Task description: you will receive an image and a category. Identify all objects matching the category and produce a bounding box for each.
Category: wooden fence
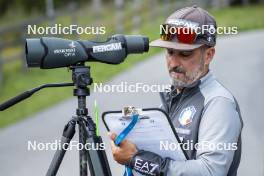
[0,0,212,83]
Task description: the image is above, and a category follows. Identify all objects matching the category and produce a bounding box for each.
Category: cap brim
[150,39,203,51]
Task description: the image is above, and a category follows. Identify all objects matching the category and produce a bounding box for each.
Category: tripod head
[0,64,95,111]
[70,64,93,117]
[71,64,93,89]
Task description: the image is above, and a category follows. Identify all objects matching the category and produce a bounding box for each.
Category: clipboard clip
[120,106,149,121]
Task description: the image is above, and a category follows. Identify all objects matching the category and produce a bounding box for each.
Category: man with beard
[109,5,243,176]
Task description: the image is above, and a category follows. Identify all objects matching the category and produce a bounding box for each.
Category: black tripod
[0,64,112,176]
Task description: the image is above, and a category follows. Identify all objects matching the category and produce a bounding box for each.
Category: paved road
[0,30,263,176]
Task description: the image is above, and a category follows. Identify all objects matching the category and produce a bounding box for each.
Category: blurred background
[0,0,264,176]
[1,0,264,127]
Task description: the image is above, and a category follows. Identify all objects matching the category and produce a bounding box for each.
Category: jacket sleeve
[129,97,242,176]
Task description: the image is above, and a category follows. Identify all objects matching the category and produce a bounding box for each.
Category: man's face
[166,46,210,88]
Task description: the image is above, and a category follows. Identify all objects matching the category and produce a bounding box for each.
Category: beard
[169,57,205,88]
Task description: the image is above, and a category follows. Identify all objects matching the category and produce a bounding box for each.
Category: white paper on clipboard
[102,108,187,162]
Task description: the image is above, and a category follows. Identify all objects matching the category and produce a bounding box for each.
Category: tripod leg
[84,117,112,176]
[78,119,88,176]
[46,120,76,176]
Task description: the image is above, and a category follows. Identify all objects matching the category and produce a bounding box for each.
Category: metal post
[46,0,55,26]
[132,0,141,34]
[93,0,101,12]
[163,0,170,18]
[115,0,124,34]
[69,2,79,39]
[92,0,102,40]
[242,0,249,6]
[150,0,158,26]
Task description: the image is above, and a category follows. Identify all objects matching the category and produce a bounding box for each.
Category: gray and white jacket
[129,71,243,176]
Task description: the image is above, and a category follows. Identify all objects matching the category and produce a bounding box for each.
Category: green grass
[0,4,264,128]
[209,5,264,31]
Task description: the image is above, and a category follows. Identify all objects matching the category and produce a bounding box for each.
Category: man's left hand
[108,132,138,165]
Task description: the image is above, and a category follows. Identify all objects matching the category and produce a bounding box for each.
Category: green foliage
[209,5,264,31]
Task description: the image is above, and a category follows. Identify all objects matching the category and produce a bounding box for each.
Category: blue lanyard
[114,114,139,176]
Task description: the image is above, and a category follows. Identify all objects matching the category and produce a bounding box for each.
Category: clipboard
[102,108,188,162]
